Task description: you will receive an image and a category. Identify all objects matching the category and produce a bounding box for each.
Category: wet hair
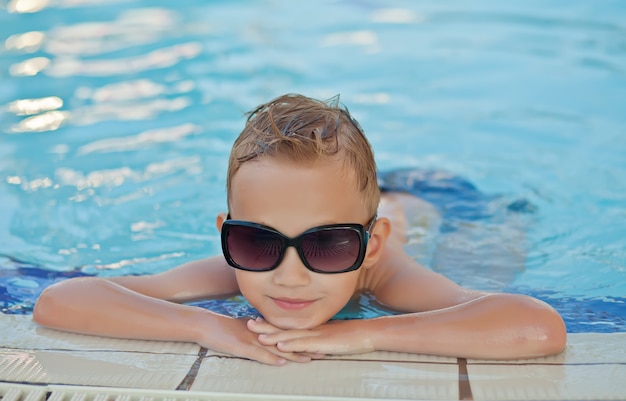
[227,93,380,215]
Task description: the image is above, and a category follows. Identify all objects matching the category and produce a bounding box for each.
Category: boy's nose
[272,247,312,287]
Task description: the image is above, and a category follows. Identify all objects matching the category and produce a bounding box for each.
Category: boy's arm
[107,256,239,302]
[33,256,310,365]
[372,245,566,359]
[252,246,567,360]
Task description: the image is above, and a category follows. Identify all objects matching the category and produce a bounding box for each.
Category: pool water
[1,0,625,332]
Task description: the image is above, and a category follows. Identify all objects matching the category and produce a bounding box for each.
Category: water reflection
[4,31,45,52]
[56,167,139,191]
[4,6,200,132]
[8,97,63,116]
[352,93,391,105]
[7,78,195,133]
[321,30,380,53]
[44,8,182,56]
[10,111,68,133]
[77,124,198,155]
[7,0,49,14]
[76,79,195,101]
[371,8,425,24]
[55,155,202,192]
[47,42,201,77]
[71,96,191,125]
[9,57,50,76]
[69,78,195,126]
[76,80,166,102]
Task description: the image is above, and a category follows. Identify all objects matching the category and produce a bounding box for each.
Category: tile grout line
[175,347,208,391]
[458,358,473,401]
[0,346,195,356]
[467,361,626,366]
[201,353,458,365]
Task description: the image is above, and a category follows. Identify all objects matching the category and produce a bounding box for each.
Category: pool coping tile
[0,314,200,355]
[0,348,198,390]
[192,355,459,400]
[467,332,626,365]
[466,332,626,401]
[2,314,626,400]
[467,363,626,401]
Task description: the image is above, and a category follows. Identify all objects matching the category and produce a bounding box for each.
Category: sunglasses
[221,215,377,274]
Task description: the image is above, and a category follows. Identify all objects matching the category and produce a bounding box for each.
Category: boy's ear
[215,212,228,232]
[362,216,391,268]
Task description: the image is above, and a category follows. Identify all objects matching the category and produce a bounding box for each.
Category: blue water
[1,1,625,332]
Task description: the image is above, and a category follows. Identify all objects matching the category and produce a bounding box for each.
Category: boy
[33,94,566,366]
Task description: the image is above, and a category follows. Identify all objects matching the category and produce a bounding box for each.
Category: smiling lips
[272,297,317,310]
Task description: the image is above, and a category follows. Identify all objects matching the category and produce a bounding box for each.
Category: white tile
[192,357,458,400]
[468,332,626,364]
[0,314,199,355]
[0,348,197,390]
[5,312,626,401]
[559,333,626,364]
[469,363,626,401]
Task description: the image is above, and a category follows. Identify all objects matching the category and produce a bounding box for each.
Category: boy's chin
[263,315,329,330]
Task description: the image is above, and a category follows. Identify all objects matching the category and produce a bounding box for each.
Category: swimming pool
[1,0,624,333]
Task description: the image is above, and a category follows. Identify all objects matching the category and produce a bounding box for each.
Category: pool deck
[1,314,624,401]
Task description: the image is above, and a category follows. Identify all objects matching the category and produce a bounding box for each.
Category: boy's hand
[195,314,316,366]
[248,317,375,356]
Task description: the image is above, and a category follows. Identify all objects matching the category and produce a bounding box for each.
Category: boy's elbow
[524,300,567,357]
[33,278,82,328]
[502,294,567,358]
[540,312,567,356]
[33,284,60,327]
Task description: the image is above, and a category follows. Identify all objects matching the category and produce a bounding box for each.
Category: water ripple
[46,42,202,77]
[77,124,199,154]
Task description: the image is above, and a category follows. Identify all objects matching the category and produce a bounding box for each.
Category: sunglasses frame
[221,215,377,274]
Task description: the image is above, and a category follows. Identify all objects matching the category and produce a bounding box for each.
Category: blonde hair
[227,93,380,215]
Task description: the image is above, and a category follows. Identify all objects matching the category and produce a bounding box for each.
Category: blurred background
[0,0,625,330]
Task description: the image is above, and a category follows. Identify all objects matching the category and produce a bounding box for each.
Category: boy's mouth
[271,297,316,311]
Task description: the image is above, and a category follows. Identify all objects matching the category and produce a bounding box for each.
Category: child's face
[224,157,372,330]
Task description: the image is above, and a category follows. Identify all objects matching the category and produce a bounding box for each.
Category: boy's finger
[242,344,294,366]
[247,317,283,334]
[275,337,336,354]
[276,339,308,352]
[277,337,363,355]
[245,340,315,364]
[257,329,316,345]
[263,347,312,363]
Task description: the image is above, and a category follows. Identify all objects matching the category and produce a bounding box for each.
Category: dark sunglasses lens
[226,225,283,270]
[300,229,361,272]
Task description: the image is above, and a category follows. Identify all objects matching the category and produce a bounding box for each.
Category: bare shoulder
[371,191,483,312]
[369,245,483,312]
[109,255,239,302]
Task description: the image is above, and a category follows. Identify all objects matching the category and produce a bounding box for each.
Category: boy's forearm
[33,277,208,344]
[370,293,566,359]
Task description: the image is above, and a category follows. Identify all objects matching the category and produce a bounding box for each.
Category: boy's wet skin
[33,93,567,365]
